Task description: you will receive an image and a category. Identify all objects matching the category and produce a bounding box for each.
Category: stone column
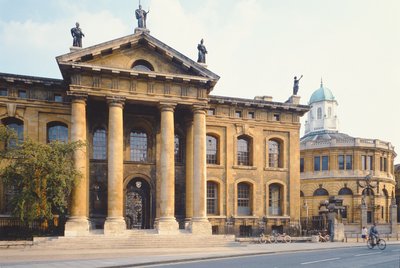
[390,198,398,234]
[190,106,211,235]
[104,97,126,235]
[184,119,194,229]
[65,95,89,236]
[156,103,179,233]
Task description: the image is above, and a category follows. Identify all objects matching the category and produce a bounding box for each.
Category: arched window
[313,188,329,196]
[237,135,251,166]
[93,128,107,160]
[174,134,184,163]
[317,108,322,119]
[206,135,218,164]
[2,117,23,148]
[130,130,148,162]
[338,187,353,195]
[47,122,68,143]
[268,139,281,168]
[362,188,374,196]
[207,181,219,215]
[237,182,251,215]
[269,183,282,216]
[132,60,154,72]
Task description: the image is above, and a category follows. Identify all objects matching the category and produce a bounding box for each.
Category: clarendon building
[0,28,309,236]
[300,82,397,233]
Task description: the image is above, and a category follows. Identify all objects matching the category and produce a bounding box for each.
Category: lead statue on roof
[71,22,85,47]
[197,39,207,63]
[135,4,149,28]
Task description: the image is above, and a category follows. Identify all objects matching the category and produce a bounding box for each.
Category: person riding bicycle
[369,223,379,245]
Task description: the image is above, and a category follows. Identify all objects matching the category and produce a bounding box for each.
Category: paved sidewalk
[1,241,399,267]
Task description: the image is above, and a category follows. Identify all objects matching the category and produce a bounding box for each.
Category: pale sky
[0,0,399,163]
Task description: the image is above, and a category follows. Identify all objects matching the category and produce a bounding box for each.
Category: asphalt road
[143,244,400,268]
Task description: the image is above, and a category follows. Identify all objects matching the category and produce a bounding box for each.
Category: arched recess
[1,117,24,148]
[234,178,256,216]
[313,188,329,196]
[123,174,154,229]
[206,177,224,216]
[267,137,285,168]
[47,121,68,143]
[338,187,353,195]
[236,134,253,166]
[382,188,389,223]
[266,180,287,216]
[206,133,220,165]
[126,119,155,162]
[132,59,155,71]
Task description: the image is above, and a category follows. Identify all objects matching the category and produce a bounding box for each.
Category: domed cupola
[309,81,335,104]
[304,80,339,136]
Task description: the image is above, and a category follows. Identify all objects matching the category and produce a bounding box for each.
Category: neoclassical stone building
[0,28,309,236]
[300,82,397,232]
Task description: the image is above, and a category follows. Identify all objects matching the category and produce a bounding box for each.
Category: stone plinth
[189,219,212,235]
[69,46,83,52]
[64,217,89,237]
[286,95,301,105]
[104,217,126,235]
[134,27,150,34]
[156,218,179,234]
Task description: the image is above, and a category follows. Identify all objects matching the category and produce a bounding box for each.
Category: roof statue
[293,75,303,95]
[197,39,207,64]
[71,22,85,48]
[135,2,149,29]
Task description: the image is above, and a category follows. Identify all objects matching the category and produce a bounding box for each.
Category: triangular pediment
[56,31,219,87]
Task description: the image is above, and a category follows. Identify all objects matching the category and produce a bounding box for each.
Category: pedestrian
[361,226,368,242]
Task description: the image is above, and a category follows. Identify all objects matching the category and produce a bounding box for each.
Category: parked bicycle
[318,232,330,242]
[272,232,292,243]
[367,236,386,250]
[258,233,273,244]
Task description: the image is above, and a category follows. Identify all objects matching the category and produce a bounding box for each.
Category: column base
[184,217,192,230]
[104,217,126,236]
[64,217,90,237]
[189,218,212,235]
[155,217,179,234]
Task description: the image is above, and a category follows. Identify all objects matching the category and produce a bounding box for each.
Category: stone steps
[33,232,238,249]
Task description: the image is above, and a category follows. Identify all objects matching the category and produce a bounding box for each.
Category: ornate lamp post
[357,173,377,227]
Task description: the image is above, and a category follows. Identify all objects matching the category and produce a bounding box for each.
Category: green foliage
[0,138,84,224]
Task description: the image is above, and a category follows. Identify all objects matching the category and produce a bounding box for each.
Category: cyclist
[369,223,379,245]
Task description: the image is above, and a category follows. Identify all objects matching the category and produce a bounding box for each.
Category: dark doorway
[125,178,151,229]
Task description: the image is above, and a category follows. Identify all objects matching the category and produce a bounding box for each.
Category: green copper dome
[309,81,335,104]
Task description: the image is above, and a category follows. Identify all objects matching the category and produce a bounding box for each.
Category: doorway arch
[125,177,151,229]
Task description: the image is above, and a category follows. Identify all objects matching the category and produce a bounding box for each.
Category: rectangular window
[300,158,304,173]
[248,112,255,119]
[367,156,373,170]
[18,90,27,99]
[314,156,321,171]
[54,94,63,102]
[383,157,387,172]
[273,114,280,121]
[235,111,242,118]
[207,109,215,116]
[338,155,345,170]
[362,155,366,170]
[0,89,7,96]
[322,156,329,171]
[346,155,353,170]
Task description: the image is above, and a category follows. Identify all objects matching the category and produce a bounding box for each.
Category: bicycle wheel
[284,235,292,243]
[378,239,386,250]
[325,235,330,242]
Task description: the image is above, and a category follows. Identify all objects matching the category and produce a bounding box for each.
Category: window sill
[123,161,155,165]
[232,165,257,170]
[207,215,227,219]
[265,215,290,219]
[264,167,288,172]
[207,164,224,169]
[233,215,259,219]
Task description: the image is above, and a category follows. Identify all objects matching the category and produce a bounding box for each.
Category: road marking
[301,257,340,265]
[391,249,400,252]
[354,252,382,257]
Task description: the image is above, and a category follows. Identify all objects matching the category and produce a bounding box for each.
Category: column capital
[192,105,207,114]
[68,92,87,104]
[107,96,125,108]
[159,102,176,112]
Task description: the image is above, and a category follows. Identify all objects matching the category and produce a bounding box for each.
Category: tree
[0,132,84,224]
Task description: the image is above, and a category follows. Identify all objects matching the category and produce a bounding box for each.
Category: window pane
[0,89,7,96]
[268,140,280,168]
[300,158,304,172]
[174,135,184,163]
[346,155,353,170]
[5,119,24,148]
[237,138,249,166]
[367,156,373,170]
[48,123,68,143]
[269,184,281,215]
[206,135,218,164]
[130,131,147,162]
[338,155,344,170]
[93,129,107,160]
[54,95,63,102]
[235,111,242,118]
[314,156,320,171]
[322,156,329,170]
[18,90,27,99]
[207,182,218,215]
[237,183,250,215]
[362,155,366,170]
